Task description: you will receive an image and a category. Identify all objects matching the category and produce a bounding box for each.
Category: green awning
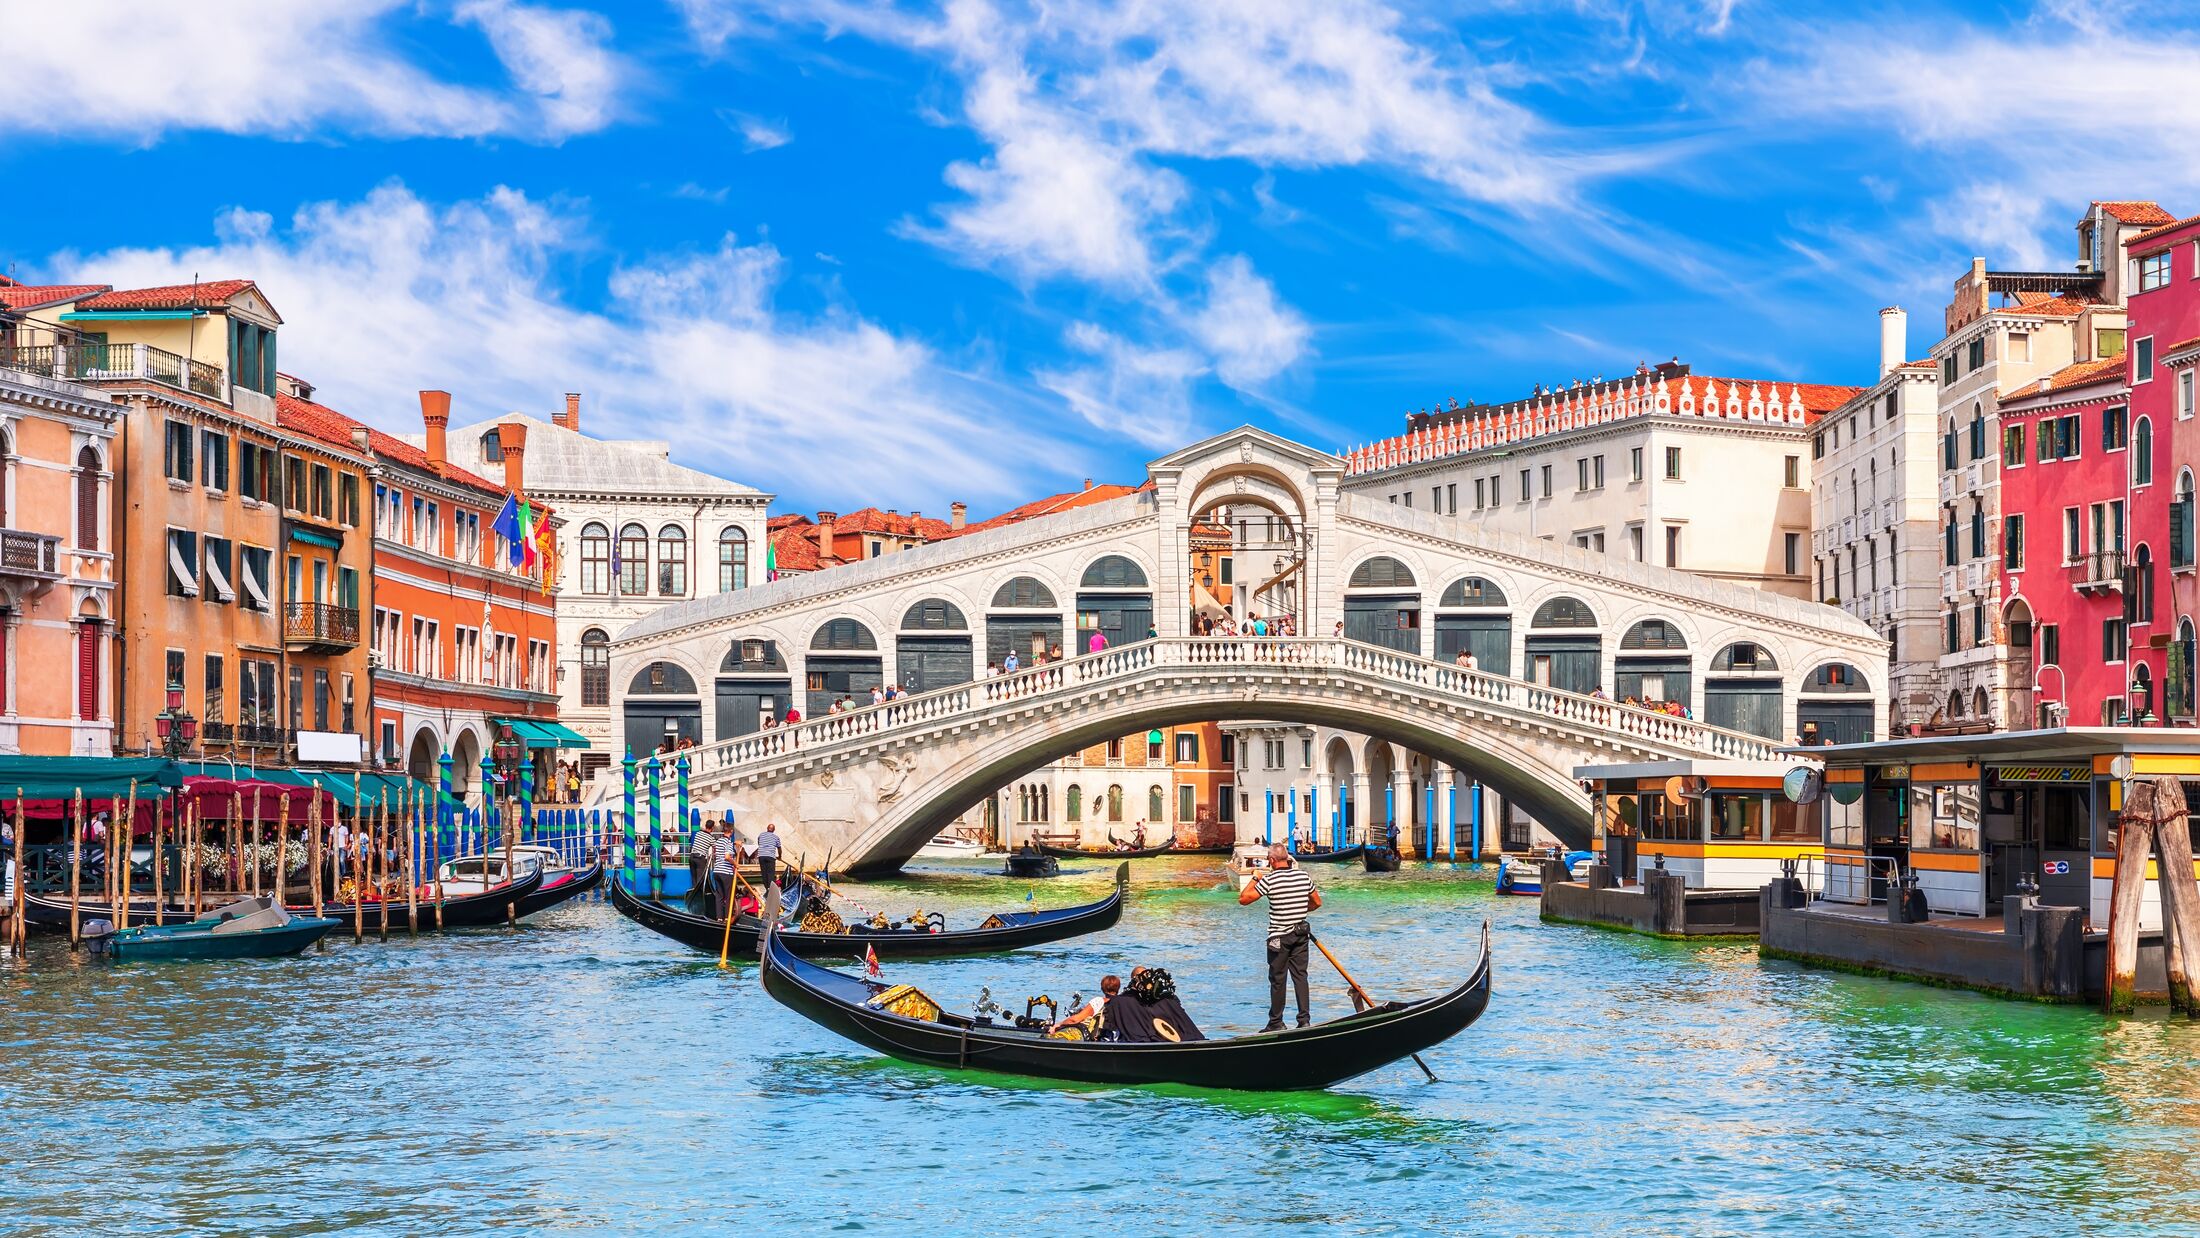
[498,718,590,749]
[0,756,181,800]
[289,528,342,549]
[58,309,202,321]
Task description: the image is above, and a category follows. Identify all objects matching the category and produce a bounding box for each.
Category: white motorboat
[915,832,985,860]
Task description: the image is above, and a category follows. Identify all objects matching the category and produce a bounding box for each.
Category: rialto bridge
[606,428,1886,875]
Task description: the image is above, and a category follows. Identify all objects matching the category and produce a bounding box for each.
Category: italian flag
[765,537,778,582]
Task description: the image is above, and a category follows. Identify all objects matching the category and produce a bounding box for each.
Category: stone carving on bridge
[876,754,914,804]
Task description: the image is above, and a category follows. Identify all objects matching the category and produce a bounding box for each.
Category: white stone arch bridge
[607,428,1885,875]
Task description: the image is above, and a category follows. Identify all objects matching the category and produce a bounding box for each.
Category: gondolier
[687,820,718,912]
[751,822,783,888]
[709,828,738,917]
[1239,843,1321,1031]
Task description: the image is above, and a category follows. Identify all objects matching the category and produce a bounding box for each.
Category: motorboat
[915,832,985,860]
[107,896,337,961]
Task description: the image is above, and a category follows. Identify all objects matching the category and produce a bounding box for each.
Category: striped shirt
[753,829,783,860]
[710,836,737,876]
[690,833,719,867]
[1260,865,1316,939]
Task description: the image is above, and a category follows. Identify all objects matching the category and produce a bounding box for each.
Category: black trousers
[757,855,778,889]
[1267,927,1310,1026]
[711,871,733,918]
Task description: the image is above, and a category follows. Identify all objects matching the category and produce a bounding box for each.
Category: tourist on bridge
[1239,843,1321,1031]
[1003,651,1019,674]
[1089,628,1108,654]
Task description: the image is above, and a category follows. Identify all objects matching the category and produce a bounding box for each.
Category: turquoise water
[6,857,2200,1235]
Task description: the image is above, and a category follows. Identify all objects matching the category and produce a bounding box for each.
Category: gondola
[1292,844,1363,864]
[759,919,1492,1091]
[610,862,1128,960]
[298,867,545,930]
[1362,842,1401,873]
[107,898,338,961]
[1037,842,1172,860]
[1004,852,1060,878]
[515,857,606,919]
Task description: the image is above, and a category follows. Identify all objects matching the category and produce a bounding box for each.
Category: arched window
[2135,544,2156,624]
[629,661,697,695]
[1620,619,1687,650]
[2135,416,2154,486]
[1438,577,1507,608]
[479,429,504,462]
[1148,785,1165,821]
[580,628,610,706]
[76,445,101,551]
[657,524,687,596]
[2133,662,2155,719]
[718,527,748,592]
[992,576,1056,608]
[579,522,611,594]
[1972,686,1990,717]
[1805,662,1867,692]
[1947,689,1965,719]
[1349,556,1417,589]
[2177,619,2197,718]
[2179,470,2198,571]
[617,523,649,595]
[810,618,878,651]
[1530,596,1597,628]
[1066,785,1083,823]
[1711,642,1778,672]
[76,609,102,721]
[901,599,968,630]
[1080,555,1148,589]
[1107,785,1124,823]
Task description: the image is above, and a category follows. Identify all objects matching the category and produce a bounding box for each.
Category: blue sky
[4,0,2193,514]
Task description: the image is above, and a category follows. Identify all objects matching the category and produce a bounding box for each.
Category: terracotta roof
[830,506,956,540]
[2039,354,2127,393]
[1997,293,2094,318]
[276,392,514,502]
[0,282,108,311]
[2128,212,2200,249]
[767,526,822,572]
[2096,201,2176,226]
[76,279,258,311]
[2167,335,2200,356]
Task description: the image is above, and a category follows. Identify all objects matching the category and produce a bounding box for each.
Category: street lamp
[153,681,197,758]
[492,724,525,798]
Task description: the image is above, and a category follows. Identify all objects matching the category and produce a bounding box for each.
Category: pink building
[2126,212,2200,719]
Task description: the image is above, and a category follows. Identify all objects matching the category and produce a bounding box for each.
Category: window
[1474,479,1485,510]
[289,665,305,731]
[2098,328,2126,358]
[2135,545,2157,624]
[1783,455,1800,488]
[2136,336,2155,381]
[238,442,271,502]
[1446,483,1457,514]
[1175,732,1199,763]
[578,523,611,594]
[2135,417,2154,486]
[283,455,306,511]
[239,546,272,612]
[1178,784,1195,823]
[1488,475,1500,504]
[2103,404,2128,452]
[1945,517,1958,567]
[163,420,193,483]
[2183,370,2197,421]
[341,672,355,732]
[1967,337,1986,372]
[310,463,333,519]
[657,524,688,596]
[313,668,331,731]
[199,429,229,491]
[1971,505,1986,559]
[1784,532,1801,576]
[2104,618,2128,663]
[2141,250,2172,291]
[2003,514,2024,571]
[581,629,610,706]
[2177,473,2197,571]
[2063,507,2081,564]
[719,527,748,591]
[618,523,649,595]
[1539,465,1552,498]
[1577,458,1589,491]
[1664,525,1681,567]
[203,654,224,726]
[1944,422,1958,469]
[75,446,100,549]
[1945,609,1959,654]
[1517,469,1530,502]
[1941,354,1958,386]
[1432,486,1443,509]
[2057,414,2080,460]
[1629,525,1644,561]
[421,501,439,553]
[1969,412,1986,460]
[2039,623,2060,668]
[1664,447,1682,480]
[165,529,199,598]
[203,536,234,604]
[1631,446,1644,479]
[339,473,359,526]
[1811,434,1824,461]
[1148,734,1163,761]
[2003,424,2025,467]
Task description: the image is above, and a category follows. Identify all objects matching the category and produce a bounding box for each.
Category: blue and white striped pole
[1286,788,1298,856]
[1263,790,1274,848]
[437,751,454,874]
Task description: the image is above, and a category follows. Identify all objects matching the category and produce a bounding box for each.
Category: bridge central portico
[608,427,1886,873]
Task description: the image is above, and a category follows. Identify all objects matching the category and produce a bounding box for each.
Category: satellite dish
[1664,775,1708,806]
[1782,766,1824,805]
[1827,781,1865,806]
[1663,776,1688,807]
[2109,754,2136,782]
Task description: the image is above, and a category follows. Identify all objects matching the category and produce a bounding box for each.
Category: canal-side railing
[673,636,1790,787]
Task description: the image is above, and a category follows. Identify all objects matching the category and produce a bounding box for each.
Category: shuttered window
[76,448,100,549]
[76,621,100,720]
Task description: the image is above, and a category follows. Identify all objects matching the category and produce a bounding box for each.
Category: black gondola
[1037,842,1171,859]
[303,867,544,930]
[759,919,1492,1091]
[18,892,189,932]
[1362,843,1401,873]
[514,858,606,919]
[1004,852,1060,878]
[610,863,1128,959]
[1292,844,1363,864]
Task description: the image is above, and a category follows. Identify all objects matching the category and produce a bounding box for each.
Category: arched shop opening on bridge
[898,598,974,692]
[988,576,1060,667]
[1525,596,1601,694]
[808,618,883,715]
[716,638,791,739]
[1345,556,1419,651]
[624,660,701,755]
[1075,555,1153,650]
[1434,576,1510,672]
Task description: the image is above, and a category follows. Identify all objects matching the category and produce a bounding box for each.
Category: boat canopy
[0,756,182,800]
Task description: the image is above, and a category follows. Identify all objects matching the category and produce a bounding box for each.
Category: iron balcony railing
[0,339,225,400]
[235,722,285,746]
[284,602,361,648]
[0,527,62,578]
[2078,549,2126,590]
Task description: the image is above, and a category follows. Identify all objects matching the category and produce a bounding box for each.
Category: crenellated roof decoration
[1342,370,1860,477]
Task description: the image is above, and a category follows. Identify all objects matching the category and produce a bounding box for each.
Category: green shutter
[261,328,277,396]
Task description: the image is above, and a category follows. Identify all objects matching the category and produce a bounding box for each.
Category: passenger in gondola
[1099,966,1205,1042]
[1049,975,1118,1035]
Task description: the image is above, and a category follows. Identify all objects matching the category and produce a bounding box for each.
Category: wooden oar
[1308,931,1438,1083]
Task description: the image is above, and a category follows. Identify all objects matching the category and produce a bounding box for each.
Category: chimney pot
[950,501,967,531]
[1082,478,1093,491]
[498,421,529,495]
[814,511,836,561]
[351,426,371,454]
[419,390,451,468]
[557,392,581,431]
[1879,306,1908,378]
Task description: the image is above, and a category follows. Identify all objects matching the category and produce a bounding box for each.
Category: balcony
[0,528,63,590]
[199,721,234,746]
[283,602,360,653]
[0,339,224,401]
[236,722,285,747]
[2076,549,2126,592]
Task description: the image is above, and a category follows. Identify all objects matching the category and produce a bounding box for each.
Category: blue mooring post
[621,750,637,878]
[646,753,664,899]
[1337,784,1348,850]
[1287,788,1298,855]
[1447,781,1458,861]
[1264,790,1274,848]
[1384,783,1394,852]
[1424,782,1436,858]
[1470,781,1484,862]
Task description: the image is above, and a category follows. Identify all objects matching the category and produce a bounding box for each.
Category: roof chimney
[420,390,451,469]
[350,426,372,456]
[1082,478,1093,491]
[950,501,967,531]
[499,420,529,495]
[556,392,580,431]
[1878,307,1907,377]
[815,511,837,561]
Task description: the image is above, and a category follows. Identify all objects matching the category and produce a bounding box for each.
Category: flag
[491,495,523,565]
[864,943,880,978]
[765,536,778,583]
[518,499,540,570]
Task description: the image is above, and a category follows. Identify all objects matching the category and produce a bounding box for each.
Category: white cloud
[1036,323,1208,447]
[0,0,624,142]
[720,109,794,151]
[47,184,1061,508]
[671,183,732,204]
[1186,256,1310,390]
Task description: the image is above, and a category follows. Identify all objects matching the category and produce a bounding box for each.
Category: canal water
[6,858,2200,1235]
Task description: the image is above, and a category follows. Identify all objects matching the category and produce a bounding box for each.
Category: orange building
[279,385,566,800]
[11,278,375,765]
[0,284,122,754]
[1002,725,1236,849]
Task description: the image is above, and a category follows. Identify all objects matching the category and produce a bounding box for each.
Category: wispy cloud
[672,183,732,204]
[46,184,1068,509]
[721,110,794,151]
[1,0,626,143]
